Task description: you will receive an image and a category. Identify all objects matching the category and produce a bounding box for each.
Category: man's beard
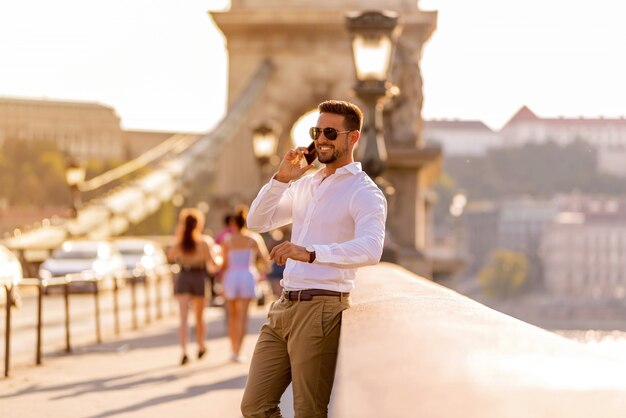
[317,150,336,164]
[317,143,347,164]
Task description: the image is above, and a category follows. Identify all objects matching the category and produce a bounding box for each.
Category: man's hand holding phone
[275,145,316,183]
[304,141,318,165]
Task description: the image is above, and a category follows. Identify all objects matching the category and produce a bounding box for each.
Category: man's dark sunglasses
[309,127,353,141]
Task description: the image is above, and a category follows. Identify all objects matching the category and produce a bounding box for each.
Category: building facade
[500,106,626,176]
[426,106,626,175]
[541,195,626,299]
[461,194,626,299]
[462,200,500,277]
[0,96,179,161]
[500,106,626,148]
[497,199,559,285]
[461,198,558,283]
[424,119,500,156]
[0,97,126,160]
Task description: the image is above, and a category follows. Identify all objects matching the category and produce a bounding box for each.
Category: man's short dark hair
[318,100,363,132]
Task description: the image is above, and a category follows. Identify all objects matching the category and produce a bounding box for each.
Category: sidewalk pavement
[1,303,294,418]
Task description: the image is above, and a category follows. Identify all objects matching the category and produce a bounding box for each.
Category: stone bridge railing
[330,263,626,418]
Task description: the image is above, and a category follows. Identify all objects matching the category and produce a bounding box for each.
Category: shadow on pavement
[0,359,235,401]
[35,308,268,360]
[0,301,283,418]
[82,374,248,418]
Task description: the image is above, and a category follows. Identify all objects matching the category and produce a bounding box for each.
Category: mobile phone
[305,141,317,165]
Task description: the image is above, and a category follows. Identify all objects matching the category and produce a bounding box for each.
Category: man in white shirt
[241,100,387,418]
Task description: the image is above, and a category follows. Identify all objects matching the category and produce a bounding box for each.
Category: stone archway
[210,0,441,275]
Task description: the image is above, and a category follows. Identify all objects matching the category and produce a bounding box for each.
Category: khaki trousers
[241,294,351,418]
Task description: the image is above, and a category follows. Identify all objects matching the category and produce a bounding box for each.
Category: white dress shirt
[247,162,387,292]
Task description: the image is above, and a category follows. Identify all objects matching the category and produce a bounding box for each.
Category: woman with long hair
[221,208,270,362]
[167,208,216,365]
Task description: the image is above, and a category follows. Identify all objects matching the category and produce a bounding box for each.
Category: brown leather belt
[282,289,350,301]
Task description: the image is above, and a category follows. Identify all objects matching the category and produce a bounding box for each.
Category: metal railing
[2,265,174,378]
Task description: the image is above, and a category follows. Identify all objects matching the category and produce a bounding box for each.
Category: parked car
[0,245,23,306]
[113,238,168,278]
[38,240,125,292]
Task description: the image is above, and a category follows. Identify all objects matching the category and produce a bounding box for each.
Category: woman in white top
[221,208,270,362]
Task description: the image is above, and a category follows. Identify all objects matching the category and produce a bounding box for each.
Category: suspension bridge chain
[2,59,275,253]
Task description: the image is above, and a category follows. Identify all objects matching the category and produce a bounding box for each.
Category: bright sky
[1,0,624,132]
[420,0,626,129]
[0,0,230,132]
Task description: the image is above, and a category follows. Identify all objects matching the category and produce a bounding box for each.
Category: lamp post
[346,10,399,179]
[252,124,279,182]
[65,160,86,219]
[347,10,400,261]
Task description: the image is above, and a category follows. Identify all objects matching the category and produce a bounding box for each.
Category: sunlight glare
[291,110,319,148]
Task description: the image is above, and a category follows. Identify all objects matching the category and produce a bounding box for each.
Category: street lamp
[252,124,279,179]
[65,160,86,218]
[346,10,399,179]
[347,10,400,262]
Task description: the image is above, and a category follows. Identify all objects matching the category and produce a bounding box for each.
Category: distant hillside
[444,140,626,199]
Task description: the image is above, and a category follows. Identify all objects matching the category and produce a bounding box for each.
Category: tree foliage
[478,249,528,298]
[444,140,626,199]
[0,139,70,207]
[0,138,127,208]
[0,138,196,238]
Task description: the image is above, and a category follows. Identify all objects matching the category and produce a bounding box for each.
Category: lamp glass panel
[253,133,277,158]
[66,166,86,186]
[352,34,392,81]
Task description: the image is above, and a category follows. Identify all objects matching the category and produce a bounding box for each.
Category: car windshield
[52,249,98,260]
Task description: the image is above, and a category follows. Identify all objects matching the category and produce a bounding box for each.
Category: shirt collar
[342,162,362,174]
[314,162,362,179]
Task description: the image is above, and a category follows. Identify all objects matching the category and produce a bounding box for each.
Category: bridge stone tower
[210,0,440,276]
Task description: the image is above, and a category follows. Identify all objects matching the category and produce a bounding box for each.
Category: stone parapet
[331,263,626,417]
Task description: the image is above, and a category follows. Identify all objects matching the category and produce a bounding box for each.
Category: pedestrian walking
[215,214,234,245]
[241,100,387,417]
[221,208,270,362]
[167,208,217,365]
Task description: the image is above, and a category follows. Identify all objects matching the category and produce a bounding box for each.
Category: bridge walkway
[1,298,293,418]
[4,264,626,418]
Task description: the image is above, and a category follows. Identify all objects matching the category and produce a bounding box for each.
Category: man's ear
[351,130,360,145]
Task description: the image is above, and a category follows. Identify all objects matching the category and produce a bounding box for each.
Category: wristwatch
[306,246,316,263]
